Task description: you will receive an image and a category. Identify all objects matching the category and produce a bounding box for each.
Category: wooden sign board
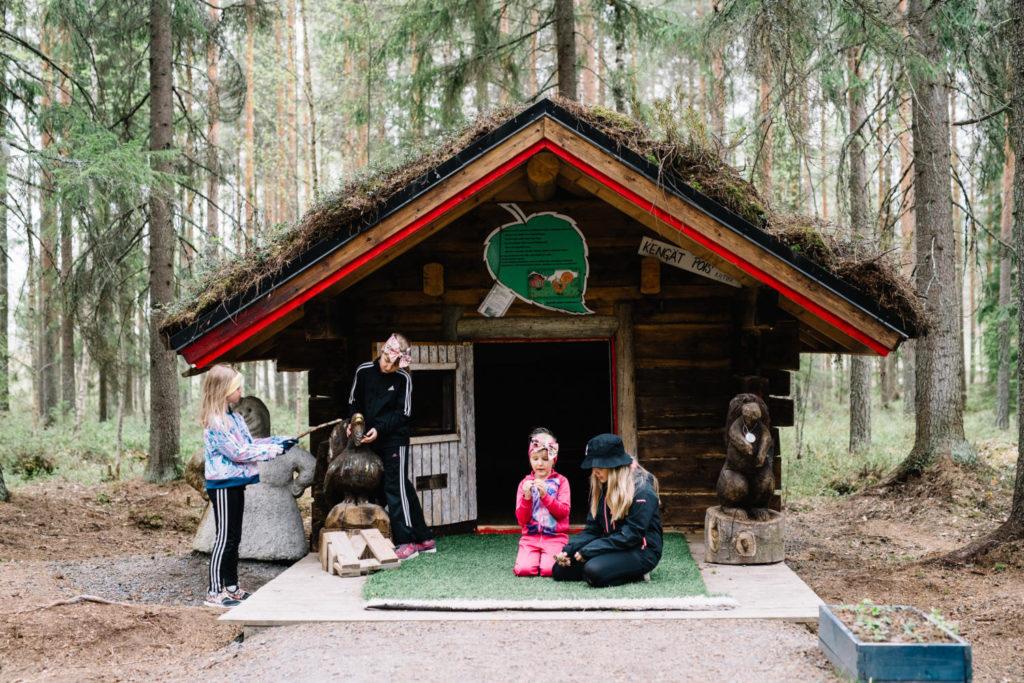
[638,236,740,288]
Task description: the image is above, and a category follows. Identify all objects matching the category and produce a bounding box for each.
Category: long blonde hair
[589,460,660,521]
[199,364,239,428]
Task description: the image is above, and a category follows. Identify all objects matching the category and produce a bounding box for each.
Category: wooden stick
[295,417,344,441]
[15,594,134,613]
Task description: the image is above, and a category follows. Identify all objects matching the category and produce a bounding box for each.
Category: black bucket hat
[581,434,634,469]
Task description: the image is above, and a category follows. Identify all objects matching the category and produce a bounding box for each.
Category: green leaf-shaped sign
[483,204,593,315]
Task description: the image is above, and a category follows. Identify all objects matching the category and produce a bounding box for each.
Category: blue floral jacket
[204,409,286,489]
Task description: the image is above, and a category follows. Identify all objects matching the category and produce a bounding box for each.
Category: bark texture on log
[704,505,784,565]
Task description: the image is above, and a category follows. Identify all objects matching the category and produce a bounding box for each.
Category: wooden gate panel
[379,341,475,527]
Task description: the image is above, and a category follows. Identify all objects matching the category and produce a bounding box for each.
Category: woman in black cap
[552,433,662,587]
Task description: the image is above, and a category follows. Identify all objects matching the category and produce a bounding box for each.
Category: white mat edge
[364,595,738,612]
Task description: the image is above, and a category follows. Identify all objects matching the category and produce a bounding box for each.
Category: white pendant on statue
[744,432,756,444]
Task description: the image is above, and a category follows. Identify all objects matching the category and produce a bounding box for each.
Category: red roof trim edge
[184,138,888,367]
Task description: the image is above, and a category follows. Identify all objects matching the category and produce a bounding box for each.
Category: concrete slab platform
[220,537,823,626]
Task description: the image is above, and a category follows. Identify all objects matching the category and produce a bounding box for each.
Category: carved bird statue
[324,414,383,505]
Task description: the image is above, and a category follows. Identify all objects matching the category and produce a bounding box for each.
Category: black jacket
[347,360,412,448]
[563,472,663,561]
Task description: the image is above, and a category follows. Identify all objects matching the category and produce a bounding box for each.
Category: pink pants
[514,533,568,577]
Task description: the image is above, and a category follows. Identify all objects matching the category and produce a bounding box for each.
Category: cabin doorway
[473,341,614,524]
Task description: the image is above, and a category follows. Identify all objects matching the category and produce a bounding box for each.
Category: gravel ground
[177,619,836,682]
[52,552,290,605]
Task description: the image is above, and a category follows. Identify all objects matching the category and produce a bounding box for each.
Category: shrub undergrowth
[0,399,305,488]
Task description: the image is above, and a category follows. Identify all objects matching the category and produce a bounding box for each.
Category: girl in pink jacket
[514,428,571,577]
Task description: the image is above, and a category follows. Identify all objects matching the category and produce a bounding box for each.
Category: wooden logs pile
[704,505,784,565]
[319,529,400,577]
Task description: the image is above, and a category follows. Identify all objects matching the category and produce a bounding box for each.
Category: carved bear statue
[716,393,775,521]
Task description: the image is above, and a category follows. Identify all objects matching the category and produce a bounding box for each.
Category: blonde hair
[199,364,239,428]
[589,460,660,521]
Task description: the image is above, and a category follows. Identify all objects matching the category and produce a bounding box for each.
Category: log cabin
[161,98,921,541]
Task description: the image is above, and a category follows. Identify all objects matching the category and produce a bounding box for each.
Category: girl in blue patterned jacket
[201,364,294,608]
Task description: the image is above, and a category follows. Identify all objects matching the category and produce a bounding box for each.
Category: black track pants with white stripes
[377,444,432,545]
[207,485,245,593]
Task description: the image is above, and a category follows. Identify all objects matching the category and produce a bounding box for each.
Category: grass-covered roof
[162,97,924,340]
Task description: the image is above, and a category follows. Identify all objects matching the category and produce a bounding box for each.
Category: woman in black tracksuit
[348,333,434,560]
[552,433,662,587]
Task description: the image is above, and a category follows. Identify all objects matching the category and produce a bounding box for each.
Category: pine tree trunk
[581,5,596,105]
[847,49,872,453]
[710,1,725,146]
[243,0,257,250]
[554,0,577,100]
[527,8,539,99]
[756,71,773,201]
[1010,0,1024,533]
[121,296,134,416]
[299,0,319,199]
[26,184,39,421]
[205,0,220,255]
[146,0,181,482]
[0,73,8,413]
[59,203,74,416]
[611,0,626,113]
[819,101,829,221]
[286,0,299,220]
[996,136,1014,429]
[275,368,285,407]
[893,0,972,480]
[99,364,109,422]
[950,93,967,409]
[968,178,978,386]
[946,13,1024,558]
[898,67,916,416]
[38,26,58,426]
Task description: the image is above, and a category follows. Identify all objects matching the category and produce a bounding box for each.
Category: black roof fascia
[169,98,908,354]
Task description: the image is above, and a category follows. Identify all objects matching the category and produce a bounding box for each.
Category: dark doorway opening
[473,341,614,524]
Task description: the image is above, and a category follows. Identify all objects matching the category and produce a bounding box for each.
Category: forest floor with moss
[0,404,1022,681]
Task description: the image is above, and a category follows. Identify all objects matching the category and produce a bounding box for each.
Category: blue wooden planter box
[818,605,972,682]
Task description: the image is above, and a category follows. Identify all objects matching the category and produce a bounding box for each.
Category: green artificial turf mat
[363,533,708,601]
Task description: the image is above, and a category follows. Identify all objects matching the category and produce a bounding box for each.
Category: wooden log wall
[286,195,794,529]
[634,276,794,524]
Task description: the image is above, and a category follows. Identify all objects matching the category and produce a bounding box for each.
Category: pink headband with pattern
[528,433,559,461]
[381,334,412,369]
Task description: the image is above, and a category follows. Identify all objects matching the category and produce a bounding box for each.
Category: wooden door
[374,341,477,526]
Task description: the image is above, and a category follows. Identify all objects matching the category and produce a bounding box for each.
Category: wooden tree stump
[704,505,784,565]
[324,501,391,539]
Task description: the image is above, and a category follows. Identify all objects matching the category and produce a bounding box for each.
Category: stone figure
[191,396,316,561]
[184,395,271,501]
[715,392,775,521]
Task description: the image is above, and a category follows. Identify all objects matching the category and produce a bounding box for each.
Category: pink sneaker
[395,543,419,560]
[415,540,437,554]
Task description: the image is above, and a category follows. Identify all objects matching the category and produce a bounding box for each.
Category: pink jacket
[515,472,571,537]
